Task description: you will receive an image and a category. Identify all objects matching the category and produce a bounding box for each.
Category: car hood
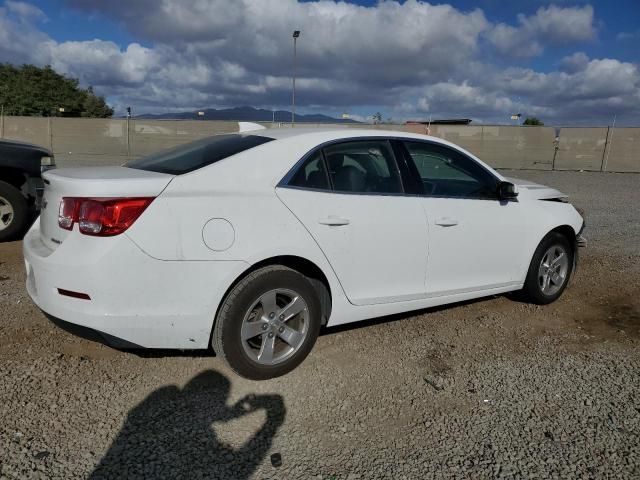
[506,177,567,200]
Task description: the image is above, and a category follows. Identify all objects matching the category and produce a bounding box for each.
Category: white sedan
[23,127,585,379]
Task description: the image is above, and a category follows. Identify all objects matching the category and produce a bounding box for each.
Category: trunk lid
[40,166,174,250]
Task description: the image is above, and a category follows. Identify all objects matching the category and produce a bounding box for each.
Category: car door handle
[435,217,459,227]
[318,216,350,226]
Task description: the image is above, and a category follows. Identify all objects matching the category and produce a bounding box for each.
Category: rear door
[276,139,428,306]
[399,140,527,294]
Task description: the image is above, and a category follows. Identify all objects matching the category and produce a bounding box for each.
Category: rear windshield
[125,134,274,175]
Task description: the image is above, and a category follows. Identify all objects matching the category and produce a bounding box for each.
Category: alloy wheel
[240,288,309,365]
[0,196,14,231]
[538,245,569,296]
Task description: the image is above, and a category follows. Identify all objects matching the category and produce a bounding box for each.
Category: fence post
[600,126,611,172]
[0,105,4,138]
[551,129,560,171]
[126,116,131,159]
[48,117,53,151]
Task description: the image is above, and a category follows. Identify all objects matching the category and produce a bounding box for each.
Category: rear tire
[212,265,322,380]
[522,231,574,305]
[0,181,28,242]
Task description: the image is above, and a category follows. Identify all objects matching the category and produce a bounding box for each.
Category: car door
[276,139,428,306]
[399,140,528,295]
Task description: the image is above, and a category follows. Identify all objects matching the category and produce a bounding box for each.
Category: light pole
[292,30,300,125]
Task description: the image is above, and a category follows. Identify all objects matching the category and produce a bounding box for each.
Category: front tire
[212,265,322,380]
[0,181,29,242]
[522,231,574,304]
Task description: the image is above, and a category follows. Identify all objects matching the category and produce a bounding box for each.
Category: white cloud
[0,1,638,125]
[403,53,640,124]
[488,5,595,58]
[46,41,158,86]
[5,0,46,21]
[3,0,493,110]
[67,0,490,89]
[416,81,516,119]
[499,57,639,102]
[617,30,640,41]
[0,2,50,64]
[559,52,590,74]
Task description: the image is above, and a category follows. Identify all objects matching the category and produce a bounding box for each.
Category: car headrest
[334,165,366,192]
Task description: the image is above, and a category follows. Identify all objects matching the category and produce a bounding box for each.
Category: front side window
[403,141,498,199]
[126,134,274,175]
[323,141,403,194]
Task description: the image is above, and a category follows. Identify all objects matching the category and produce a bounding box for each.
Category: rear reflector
[58,288,91,300]
[58,197,154,236]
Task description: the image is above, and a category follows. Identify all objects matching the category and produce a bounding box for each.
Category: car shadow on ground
[90,369,285,479]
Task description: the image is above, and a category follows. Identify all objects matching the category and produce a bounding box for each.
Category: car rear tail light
[58,197,80,230]
[58,197,154,236]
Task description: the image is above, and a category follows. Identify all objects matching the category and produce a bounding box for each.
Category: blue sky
[2,0,640,124]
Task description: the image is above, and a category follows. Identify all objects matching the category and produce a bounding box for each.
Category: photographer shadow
[90,370,285,479]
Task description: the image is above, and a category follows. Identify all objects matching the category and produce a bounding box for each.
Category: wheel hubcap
[0,196,14,231]
[240,288,309,366]
[538,245,569,296]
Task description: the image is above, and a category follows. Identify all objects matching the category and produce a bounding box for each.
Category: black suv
[0,139,55,241]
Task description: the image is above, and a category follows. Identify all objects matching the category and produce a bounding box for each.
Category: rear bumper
[23,219,248,349]
[44,313,142,349]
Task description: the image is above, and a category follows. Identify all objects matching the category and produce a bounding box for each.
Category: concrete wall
[51,118,129,167]
[604,128,640,173]
[554,127,608,171]
[130,119,237,158]
[2,116,50,147]
[406,124,556,170]
[0,116,637,172]
[407,123,637,173]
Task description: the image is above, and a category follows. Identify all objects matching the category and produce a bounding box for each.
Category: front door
[400,140,527,295]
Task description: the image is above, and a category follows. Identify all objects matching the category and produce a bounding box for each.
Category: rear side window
[288,151,331,190]
[323,141,403,194]
[126,134,274,175]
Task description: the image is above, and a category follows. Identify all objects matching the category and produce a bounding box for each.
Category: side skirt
[326,283,523,328]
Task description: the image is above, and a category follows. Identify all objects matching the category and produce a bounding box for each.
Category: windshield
[125,134,274,175]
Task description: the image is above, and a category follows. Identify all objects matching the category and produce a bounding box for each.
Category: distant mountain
[134,106,360,123]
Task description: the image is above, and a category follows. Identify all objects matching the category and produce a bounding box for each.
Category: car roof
[246,126,503,184]
[253,126,437,142]
[250,126,470,158]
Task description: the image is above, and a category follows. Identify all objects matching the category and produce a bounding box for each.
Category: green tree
[523,117,544,126]
[81,86,114,118]
[0,64,113,118]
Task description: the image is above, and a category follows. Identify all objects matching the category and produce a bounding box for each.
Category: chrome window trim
[277,135,507,202]
[278,136,406,195]
[399,139,503,201]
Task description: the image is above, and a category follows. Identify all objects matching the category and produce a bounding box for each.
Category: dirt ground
[0,170,639,479]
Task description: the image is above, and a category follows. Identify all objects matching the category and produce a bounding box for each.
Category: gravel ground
[1,170,639,479]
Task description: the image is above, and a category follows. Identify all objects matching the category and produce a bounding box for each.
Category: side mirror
[498,181,519,200]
